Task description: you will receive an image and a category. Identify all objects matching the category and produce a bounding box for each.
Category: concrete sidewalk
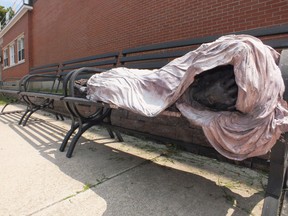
[0,104,267,216]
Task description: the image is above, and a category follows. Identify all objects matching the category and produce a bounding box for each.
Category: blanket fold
[87,35,288,160]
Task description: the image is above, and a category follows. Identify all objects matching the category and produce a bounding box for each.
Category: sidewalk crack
[27,157,156,215]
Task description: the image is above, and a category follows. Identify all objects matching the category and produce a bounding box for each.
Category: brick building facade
[1,0,288,78]
[30,0,288,66]
[0,0,288,161]
[0,4,32,80]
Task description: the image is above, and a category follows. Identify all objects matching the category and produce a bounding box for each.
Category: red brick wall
[31,0,288,67]
[2,0,285,162]
[1,12,30,80]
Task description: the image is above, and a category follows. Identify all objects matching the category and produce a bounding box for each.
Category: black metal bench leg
[66,122,94,158]
[105,127,123,141]
[262,133,288,216]
[59,122,79,152]
[104,114,124,141]
[280,171,288,215]
[114,130,124,142]
[106,127,115,139]
[55,114,65,121]
[1,103,10,113]
[18,109,30,125]
[22,107,40,126]
[104,114,115,138]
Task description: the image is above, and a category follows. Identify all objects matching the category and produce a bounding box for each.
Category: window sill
[3,60,25,70]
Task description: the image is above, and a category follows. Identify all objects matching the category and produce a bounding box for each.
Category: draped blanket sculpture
[86,35,288,160]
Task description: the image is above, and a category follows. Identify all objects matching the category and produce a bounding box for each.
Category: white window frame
[3,33,25,69]
[17,36,25,62]
[3,48,9,68]
[9,43,15,66]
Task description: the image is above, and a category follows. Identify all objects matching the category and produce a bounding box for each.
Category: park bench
[0,76,25,114]
[56,52,121,153]
[0,63,60,118]
[18,63,63,126]
[14,52,119,126]
[2,52,119,161]
[58,24,288,216]
[61,24,288,157]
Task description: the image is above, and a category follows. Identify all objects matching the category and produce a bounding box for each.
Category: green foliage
[0,6,15,23]
[0,6,8,21]
[0,95,11,105]
[7,7,15,19]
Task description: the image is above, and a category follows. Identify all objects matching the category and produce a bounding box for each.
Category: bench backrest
[29,63,60,75]
[0,77,23,90]
[25,52,120,93]
[25,62,61,93]
[59,52,120,96]
[60,52,119,77]
[23,25,288,94]
[120,24,288,70]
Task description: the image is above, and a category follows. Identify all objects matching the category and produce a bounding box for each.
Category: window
[2,34,25,69]
[17,37,24,62]
[9,44,15,66]
[3,48,8,67]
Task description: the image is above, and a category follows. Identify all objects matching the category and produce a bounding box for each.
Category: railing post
[5,10,10,25]
[23,0,32,6]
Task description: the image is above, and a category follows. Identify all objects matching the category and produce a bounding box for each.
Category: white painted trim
[2,32,25,49]
[3,59,25,70]
[9,43,16,66]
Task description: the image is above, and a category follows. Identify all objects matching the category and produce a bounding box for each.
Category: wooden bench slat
[29,67,59,74]
[120,50,189,63]
[30,63,59,71]
[122,35,218,55]
[264,38,288,49]
[236,23,288,37]
[62,52,119,65]
[61,59,118,71]
[124,61,169,69]
[20,92,64,100]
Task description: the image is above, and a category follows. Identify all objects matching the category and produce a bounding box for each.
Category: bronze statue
[189,65,238,111]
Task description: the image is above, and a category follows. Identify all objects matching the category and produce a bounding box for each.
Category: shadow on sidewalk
[6,115,265,216]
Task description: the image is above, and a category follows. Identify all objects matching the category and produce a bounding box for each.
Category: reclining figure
[84,34,288,160]
[74,65,238,111]
[189,65,237,111]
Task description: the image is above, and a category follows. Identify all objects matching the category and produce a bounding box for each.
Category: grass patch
[0,95,13,105]
[82,183,92,191]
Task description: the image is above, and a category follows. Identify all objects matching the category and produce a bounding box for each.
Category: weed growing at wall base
[0,95,12,105]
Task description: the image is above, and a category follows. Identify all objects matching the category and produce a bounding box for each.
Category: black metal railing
[0,0,32,31]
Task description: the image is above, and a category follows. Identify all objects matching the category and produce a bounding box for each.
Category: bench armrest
[0,76,26,91]
[22,74,60,92]
[63,67,106,97]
